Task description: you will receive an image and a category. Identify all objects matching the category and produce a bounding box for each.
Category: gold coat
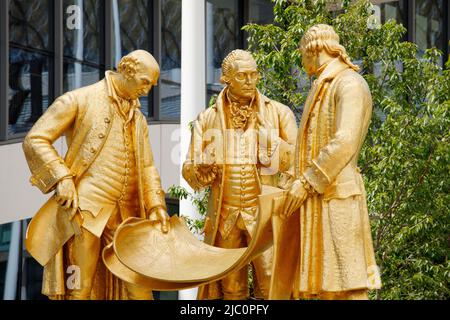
[23,75,166,297]
[271,58,382,299]
[182,89,298,299]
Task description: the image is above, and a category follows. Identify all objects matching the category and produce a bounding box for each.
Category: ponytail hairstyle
[299,24,359,72]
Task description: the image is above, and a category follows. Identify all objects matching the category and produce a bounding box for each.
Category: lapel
[133,111,146,219]
[298,58,350,144]
[257,90,268,124]
[214,89,227,169]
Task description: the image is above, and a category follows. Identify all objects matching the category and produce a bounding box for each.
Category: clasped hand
[194,163,219,185]
[281,179,308,219]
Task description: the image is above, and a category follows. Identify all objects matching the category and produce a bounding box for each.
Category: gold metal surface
[182,50,297,299]
[114,216,246,283]
[272,24,381,300]
[25,196,76,266]
[23,50,169,300]
[103,185,285,291]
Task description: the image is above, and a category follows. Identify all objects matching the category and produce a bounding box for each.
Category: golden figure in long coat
[182,50,297,300]
[274,25,382,300]
[23,50,169,300]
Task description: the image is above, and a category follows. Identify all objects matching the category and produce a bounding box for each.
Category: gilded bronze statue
[23,50,169,300]
[271,24,382,300]
[182,49,297,300]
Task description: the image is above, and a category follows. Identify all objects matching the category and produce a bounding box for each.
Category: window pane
[206,0,241,101]
[8,49,51,136]
[8,0,52,137]
[0,222,12,298]
[415,0,445,56]
[9,0,51,51]
[63,62,100,92]
[160,0,181,120]
[63,0,103,65]
[377,0,406,26]
[114,0,153,118]
[248,0,274,25]
[0,220,46,300]
[115,0,152,59]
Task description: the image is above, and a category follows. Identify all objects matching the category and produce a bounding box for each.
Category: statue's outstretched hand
[149,207,170,234]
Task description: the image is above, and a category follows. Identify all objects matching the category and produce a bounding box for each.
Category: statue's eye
[142,78,150,85]
[235,73,245,80]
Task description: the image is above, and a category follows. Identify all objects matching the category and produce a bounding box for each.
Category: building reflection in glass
[415,0,444,61]
[377,0,406,26]
[206,0,241,103]
[114,0,153,117]
[160,0,181,120]
[8,0,52,136]
[63,0,103,93]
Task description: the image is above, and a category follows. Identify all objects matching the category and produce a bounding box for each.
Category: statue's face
[124,62,159,100]
[227,58,259,100]
[302,52,318,77]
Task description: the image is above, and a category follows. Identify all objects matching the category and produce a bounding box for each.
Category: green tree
[243,0,449,299]
[168,185,209,234]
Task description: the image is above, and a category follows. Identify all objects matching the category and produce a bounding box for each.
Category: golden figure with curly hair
[270,24,382,300]
[183,49,297,300]
[23,50,169,300]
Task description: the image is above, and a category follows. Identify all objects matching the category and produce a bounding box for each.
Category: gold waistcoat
[219,105,260,239]
[77,106,139,216]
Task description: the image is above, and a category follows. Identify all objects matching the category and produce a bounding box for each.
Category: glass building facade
[0,0,449,300]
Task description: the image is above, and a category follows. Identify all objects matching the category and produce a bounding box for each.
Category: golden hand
[282,179,307,219]
[149,207,170,234]
[194,163,219,185]
[55,177,78,220]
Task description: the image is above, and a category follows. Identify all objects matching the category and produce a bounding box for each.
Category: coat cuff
[29,159,72,194]
[303,160,330,194]
[144,189,167,215]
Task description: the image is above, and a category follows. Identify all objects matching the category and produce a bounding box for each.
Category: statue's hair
[299,24,359,71]
[117,55,140,80]
[220,49,257,83]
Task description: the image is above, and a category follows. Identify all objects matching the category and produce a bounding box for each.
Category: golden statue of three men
[23,24,381,300]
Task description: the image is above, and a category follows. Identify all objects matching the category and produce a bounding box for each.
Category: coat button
[90,147,96,153]
[98,133,105,139]
[104,117,110,123]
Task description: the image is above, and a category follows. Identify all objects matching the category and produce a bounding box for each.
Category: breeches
[213,215,272,300]
[65,204,152,300]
